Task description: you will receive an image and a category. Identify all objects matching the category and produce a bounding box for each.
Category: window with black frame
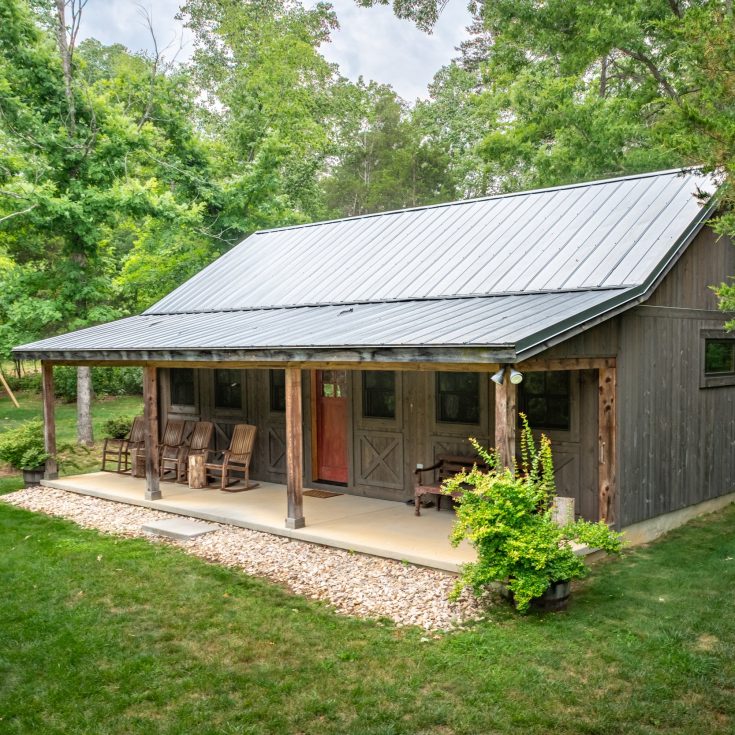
[362,371,396,419]
[436,372,480,424]
[518,371,570,431]
[270,370,285,412]
[214,369,242,410]
[704,339,735,376]
[170,368,195,407]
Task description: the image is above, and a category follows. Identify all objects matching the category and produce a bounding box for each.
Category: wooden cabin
[14,169,735,538]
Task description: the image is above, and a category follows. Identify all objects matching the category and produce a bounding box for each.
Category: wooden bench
[414,454,489,516]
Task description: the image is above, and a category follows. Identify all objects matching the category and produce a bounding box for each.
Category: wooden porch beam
[494,376,517,470]
[143,366,161,500]
[598,366,617,525]
[41,362,58,480]
[517,357,616,372]
[285,367,305,529]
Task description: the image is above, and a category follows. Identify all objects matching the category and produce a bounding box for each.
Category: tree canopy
[1,0,733,363]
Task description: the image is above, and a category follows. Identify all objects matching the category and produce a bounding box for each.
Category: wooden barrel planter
[529,580,571,612]
[22,465,46,487]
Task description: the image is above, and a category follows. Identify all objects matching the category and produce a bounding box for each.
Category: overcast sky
[78,0,473,101]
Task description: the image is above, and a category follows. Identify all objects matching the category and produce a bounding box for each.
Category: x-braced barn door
[314,370,349,484]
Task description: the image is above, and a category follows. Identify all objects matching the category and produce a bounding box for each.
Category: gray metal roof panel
[14,290,630,356]
[146,169,714,314]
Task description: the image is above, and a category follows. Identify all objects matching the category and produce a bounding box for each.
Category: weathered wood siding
[648,225,735,310]
[616,306,735,525]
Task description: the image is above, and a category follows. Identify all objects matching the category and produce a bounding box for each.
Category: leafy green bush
[52,366,143,402]
[4,371,42,393]
[103,415,134,440]
[446,417,623,612]
[0,420,49,470]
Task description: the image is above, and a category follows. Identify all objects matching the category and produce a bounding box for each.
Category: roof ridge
[250,167,707,237]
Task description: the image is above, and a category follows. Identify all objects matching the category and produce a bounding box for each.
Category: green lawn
[0,392,143,495]
[0,498,733,734]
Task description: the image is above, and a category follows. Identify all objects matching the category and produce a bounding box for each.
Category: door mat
[303,489,343,499]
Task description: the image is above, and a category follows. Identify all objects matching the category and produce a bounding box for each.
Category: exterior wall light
[509,368,524,385]
[491,366,506,385]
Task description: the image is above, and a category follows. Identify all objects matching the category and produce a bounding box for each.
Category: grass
[0,499,734,734]
[0,391,142,495]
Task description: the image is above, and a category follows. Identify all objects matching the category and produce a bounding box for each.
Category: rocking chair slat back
[229,423,257,460]
[190,421,214,452]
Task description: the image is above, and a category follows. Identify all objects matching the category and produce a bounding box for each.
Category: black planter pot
[22,465,46,488]
[529,580,571,612]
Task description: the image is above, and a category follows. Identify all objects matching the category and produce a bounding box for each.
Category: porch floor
[41,472,476,573]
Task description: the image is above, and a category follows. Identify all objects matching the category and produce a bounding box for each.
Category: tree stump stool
[130,449,146,478]
[188,453,206,489]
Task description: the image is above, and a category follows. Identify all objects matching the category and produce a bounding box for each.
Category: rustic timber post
[494,373,517,470]
[41,362,58,480]
[598,366,617,525]
[285,367,305,529]
[143,366,161,500]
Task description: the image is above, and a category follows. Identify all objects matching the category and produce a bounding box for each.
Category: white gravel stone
[2,486,490,630]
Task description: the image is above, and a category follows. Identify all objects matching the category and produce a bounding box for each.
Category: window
[436,372,480,424]
[705,339,735,376]
[270,370,285,412]
[362,371,396,419]
[170,368,195,407]
[518,371,570,431]
[214,369,242,410]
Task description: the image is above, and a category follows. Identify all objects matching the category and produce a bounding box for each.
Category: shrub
[52,366,143,402]
[103,415,134,439]
[446,416,623,612]
[4,371,42,393]
[0,420,49,470]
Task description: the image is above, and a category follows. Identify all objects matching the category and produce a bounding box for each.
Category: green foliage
[446,416,623,612]
[51,366,143,402]
[0,419,48,469]
[102,415,134,440]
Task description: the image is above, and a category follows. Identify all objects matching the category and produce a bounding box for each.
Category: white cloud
[78,0,472,100]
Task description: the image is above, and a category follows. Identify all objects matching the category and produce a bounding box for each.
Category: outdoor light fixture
[491,365,524,385]
[491,366,506,385]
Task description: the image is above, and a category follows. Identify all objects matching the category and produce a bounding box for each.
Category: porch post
[41,362,58,480]
[598,366,617,525]
[143,366,161,500]
[285,367,305,529]
[494,372,517,470]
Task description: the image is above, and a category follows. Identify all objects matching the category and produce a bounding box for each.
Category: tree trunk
[77,366,94,446]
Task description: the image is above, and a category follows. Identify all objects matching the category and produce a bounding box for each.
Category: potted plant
[445,417,623,613]
[0,419,50,487]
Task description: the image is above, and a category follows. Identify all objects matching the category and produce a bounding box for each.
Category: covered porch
[41,471,475,572]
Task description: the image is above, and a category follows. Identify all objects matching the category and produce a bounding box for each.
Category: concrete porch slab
[142,517,219,540]
[42,472,476,573]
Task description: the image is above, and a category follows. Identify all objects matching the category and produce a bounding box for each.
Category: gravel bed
[2,486,489,630]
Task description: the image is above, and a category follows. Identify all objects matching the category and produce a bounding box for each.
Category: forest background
[1,0,734,439]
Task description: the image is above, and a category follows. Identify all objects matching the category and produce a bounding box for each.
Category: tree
[322,80,456,216]
[0,0,211,441]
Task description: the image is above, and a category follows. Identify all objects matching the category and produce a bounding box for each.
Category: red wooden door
[315,370,349,484]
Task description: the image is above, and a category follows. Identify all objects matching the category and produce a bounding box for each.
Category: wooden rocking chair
[160,420,213,483]
[101,415,145,473]
[204,424,258,492]
[132,419,186,478]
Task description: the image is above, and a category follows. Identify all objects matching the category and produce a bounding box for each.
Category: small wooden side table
[188,453,206,489]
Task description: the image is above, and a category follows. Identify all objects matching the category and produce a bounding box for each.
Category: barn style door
[315,370,349,484]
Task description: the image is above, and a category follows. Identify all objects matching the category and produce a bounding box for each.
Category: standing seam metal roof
[146,168,714,314]
[12,168,716,361]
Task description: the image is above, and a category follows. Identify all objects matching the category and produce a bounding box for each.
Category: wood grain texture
[143,366,161,500]
[598,366,617,525]
[41,362,58,480]
[285,367,305,528]
[494,379,517,470]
